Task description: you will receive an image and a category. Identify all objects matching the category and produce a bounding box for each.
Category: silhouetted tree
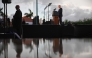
[24,9,33,18]
[0,8,4,17]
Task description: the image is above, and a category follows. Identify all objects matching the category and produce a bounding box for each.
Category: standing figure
[13,5,22,37]
[58,5,63,25]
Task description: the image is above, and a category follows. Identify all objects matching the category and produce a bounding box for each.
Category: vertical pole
[4,40,6,58]
[46,12,47,21]
[6,3,7,28]
[36,39,38,58]
[48,40,50,58]
[44,9,45,19]
[4,3,5,34]
[48,6,49,21]
[36,0,38,25]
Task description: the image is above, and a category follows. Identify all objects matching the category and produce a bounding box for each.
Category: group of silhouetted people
[11,4,63,38]
[0,17,10,28]
[43,5,63,25]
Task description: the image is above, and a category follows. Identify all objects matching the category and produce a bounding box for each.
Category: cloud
[39,0,92,7]
[0,0,33,7]
[9,0,33,4]
[62,39,92,58]
[39,0,62,5]
[0,0,92,21]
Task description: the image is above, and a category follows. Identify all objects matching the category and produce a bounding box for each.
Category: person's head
[15,5,20,10]
[58,5,61,8]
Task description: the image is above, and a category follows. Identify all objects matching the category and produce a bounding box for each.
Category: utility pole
[36,0,38,25]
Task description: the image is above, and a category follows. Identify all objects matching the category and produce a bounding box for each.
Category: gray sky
[0,0,92,21]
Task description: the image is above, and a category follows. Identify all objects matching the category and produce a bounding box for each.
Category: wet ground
[0,38,92,58]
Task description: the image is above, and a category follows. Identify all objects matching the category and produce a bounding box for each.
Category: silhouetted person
[7,18,10,27]
[58,5,63,25]
[13,5,22,37]
[42,19,45,25]
[12,39,22,58]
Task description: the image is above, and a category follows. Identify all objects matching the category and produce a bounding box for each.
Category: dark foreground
[0,25,92,38]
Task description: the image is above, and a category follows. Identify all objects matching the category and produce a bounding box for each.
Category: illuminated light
[79,6,92,9]
[79,52,92,56]
[63,4,69,7]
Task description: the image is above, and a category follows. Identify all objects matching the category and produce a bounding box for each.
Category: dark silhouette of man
[13,5,22,37]
[58,5,63,25]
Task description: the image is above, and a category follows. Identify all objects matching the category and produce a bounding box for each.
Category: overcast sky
[0,0,92,21]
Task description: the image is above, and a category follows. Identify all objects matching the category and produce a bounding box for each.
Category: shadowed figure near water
[53,38,63,57]
[12,39,23,58]
[13,5,22,38]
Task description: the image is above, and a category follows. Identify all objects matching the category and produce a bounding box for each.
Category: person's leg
[17,27,21,38]
[59,17,62,25]
[60,17,62,25]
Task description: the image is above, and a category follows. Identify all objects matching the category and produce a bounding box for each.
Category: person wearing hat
[13,5,22,37]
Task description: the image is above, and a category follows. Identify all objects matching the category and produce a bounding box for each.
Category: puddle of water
[0,39,92,58]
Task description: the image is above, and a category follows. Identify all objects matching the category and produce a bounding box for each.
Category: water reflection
[52,38,63,57]
[0,40,4,56]
[12,39,22,58]
[0,38,92,58]
[23,39,33,53]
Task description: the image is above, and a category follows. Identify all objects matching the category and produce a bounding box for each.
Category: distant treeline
[64,18,92,25]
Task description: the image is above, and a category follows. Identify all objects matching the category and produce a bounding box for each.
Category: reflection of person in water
[12,39,22,58]
[59,39,63,57]
[53,38,63,57]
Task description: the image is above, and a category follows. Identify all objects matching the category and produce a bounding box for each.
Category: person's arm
[14,10,22,19]
[61,8,63,17]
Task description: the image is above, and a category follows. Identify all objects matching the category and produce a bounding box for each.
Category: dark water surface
[0,38,92,58]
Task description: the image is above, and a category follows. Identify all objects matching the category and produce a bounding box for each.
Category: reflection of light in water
[79,52,92,56]
[1,39,92,58]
